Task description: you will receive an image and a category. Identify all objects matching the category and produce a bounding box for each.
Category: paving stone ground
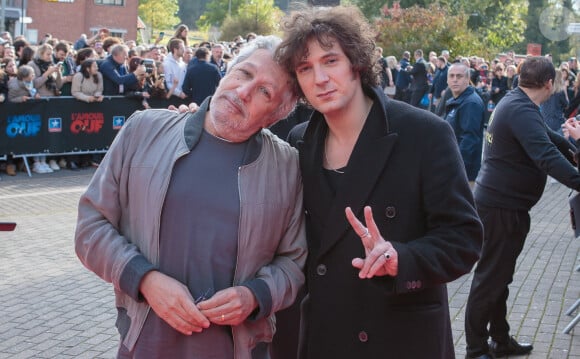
[0,169,578,358]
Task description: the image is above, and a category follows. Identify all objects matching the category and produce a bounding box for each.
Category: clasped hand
[140,271,257,335]
[346,206,398,279]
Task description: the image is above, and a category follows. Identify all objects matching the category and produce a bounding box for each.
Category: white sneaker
[40,162,53,173]
[48,160,60,171]
[58,158,67,169]
[32,162,50,174]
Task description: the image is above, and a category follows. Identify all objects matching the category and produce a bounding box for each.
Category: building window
[94,0,125,5]
[90,28,127,39]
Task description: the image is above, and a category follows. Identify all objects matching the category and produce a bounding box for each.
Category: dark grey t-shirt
[128,129,248,358]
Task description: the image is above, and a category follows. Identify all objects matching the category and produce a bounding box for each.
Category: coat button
[385,206,396,218]
[316,264,327,276]
[358,331,369,342]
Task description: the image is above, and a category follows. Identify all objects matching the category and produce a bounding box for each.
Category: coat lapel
[316,114,399,258]
[299,88,402,259]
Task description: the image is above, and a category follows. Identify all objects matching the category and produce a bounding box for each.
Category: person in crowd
[210,43,228,77]
[92,40,106,59]
[71,59,103,103]
[490,63,508,106]
[464,56,580,359]
[171,24,189,48]
[30,43,63,97]
[2,58,17,78]
[2,44,15,60]
[102,36,122,56]
[0,59,8,104]
[246,32,257,43]
[376,47,393,93]
[0,38,7,58]
[163,38,187,100]
[99,44,145,96]
[394,50,411,103]
[74,34,88,50]
[183,46,194,66]
[277,5,482,359]
[12,38,29,62]
[429,55,449,109]
[30,43,64,172]
[18,46,35,68]
[7,65,51,174]
[144,46,163,63]
[7,65,39,103]
[125,57,152,108]
[74,47,98,72]
[385,55,399,95]
[443,62,485,185]
[506,64,518,90]
[74,35,306,358]
[182,46,221,106]
[408,49,429,108]
[53,41,76,96]
[569,57,578,77]
[541,68,568,134]
[143,60,167,100]
[0,31,12,45]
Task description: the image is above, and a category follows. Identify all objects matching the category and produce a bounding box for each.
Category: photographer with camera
[126,57,152,109]
[99,44,146,96]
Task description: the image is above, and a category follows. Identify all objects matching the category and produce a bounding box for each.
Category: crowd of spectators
[0,26,260,176]
[381,48,580,121]
[1,24,578,177]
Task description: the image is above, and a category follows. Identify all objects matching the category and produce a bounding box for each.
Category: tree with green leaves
[177,0,209,29]
[219,0,285,40]
[197,0,245,31]
[375,4,489,60]
[139,0,180,39]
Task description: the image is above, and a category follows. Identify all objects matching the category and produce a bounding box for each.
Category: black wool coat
[292,86,483,359]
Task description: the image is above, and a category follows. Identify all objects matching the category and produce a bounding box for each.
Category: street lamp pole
[0,0,6,33]
[20,0,25,36]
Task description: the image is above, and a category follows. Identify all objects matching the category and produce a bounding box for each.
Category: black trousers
[465,204,530,357]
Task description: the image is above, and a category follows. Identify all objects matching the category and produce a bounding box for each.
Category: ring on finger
[383,251,391,260]
[361,228,370,238]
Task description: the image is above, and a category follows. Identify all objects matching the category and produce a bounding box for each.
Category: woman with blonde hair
[541,69,568,133]
[29,43,63,97]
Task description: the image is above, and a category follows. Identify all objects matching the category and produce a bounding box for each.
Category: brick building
[2,0,139,44]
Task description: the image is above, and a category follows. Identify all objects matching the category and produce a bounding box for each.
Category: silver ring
[383,251,391,260]
[361,228,370,238]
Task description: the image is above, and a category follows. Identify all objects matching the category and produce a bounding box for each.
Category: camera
[141,59,155,74]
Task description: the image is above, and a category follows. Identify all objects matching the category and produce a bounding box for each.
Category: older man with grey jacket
[75,36,306,359]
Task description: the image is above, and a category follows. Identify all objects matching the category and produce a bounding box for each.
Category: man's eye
[259,87,271,99]
[297,66,311,74]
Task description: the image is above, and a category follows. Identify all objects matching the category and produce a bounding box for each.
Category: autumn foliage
[374,3,490,60]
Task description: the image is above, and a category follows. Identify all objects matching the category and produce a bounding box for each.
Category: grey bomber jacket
[75,99,307,358]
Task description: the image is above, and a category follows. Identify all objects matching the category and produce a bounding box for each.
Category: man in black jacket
[182,47,222,106]
[465,56,580,359]
[408,49,429,108]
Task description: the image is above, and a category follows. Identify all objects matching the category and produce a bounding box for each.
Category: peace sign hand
[345,206,398,279]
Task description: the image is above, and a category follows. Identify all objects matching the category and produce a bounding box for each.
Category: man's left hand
[197,286,258,326]
[346,206,398,279]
